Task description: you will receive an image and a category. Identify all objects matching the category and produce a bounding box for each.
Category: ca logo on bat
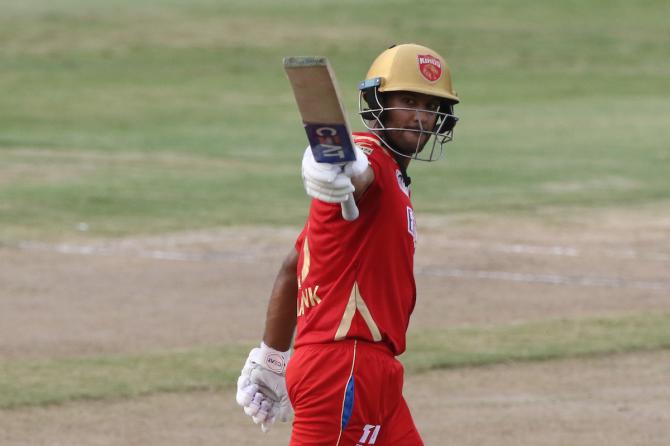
[305,123,356,163]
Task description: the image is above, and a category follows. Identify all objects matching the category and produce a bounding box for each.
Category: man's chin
[398,137,429,156]
[382,131,429,156]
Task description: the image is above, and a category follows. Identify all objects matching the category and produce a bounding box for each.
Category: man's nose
[414,109,432,128]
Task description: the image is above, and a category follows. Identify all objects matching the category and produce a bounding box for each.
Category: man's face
[380,91,441,157]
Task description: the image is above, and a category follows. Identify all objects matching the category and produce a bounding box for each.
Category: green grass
[0,345,248,409]
[1,0,669,239]
[404,312,670,371]
[1,312,669,409]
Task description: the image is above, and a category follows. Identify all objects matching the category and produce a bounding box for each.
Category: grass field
[3,312,670,409]
[1,1,670,444]
[1,0,669,238]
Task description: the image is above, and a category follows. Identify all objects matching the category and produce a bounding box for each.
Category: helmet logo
[417,54,442,82]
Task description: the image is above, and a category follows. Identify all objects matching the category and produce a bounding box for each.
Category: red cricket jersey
[293,132,417,356]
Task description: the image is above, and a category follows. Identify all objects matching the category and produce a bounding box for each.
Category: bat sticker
[304,123,357,163]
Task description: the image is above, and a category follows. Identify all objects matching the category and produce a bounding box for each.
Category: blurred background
[1,0,668,239]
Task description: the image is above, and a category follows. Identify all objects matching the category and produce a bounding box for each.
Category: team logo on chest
[406,206,417,246]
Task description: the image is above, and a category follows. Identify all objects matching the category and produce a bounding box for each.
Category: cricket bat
[283,56,359,221]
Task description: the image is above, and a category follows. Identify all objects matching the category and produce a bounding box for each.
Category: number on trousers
[359,424,381,444]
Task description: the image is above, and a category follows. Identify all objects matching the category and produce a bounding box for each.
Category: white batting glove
[236,342,292,433]
[301,146,369,204]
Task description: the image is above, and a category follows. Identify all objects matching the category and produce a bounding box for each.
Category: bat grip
[341,193,359,221]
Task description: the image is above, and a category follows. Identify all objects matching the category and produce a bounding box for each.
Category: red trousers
[285,340,423,446]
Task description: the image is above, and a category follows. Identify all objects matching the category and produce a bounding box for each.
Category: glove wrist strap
[251,342,291,375]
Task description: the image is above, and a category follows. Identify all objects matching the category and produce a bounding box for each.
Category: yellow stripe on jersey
[355,289,382,342]
[301,236,310,284]
[354,135,378,145]
[334,282,382,342]
[334,284,357,341]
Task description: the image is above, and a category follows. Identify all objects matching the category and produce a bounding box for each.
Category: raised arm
[351,164,375,201]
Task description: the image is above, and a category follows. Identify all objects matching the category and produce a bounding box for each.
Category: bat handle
[341,193,359,221]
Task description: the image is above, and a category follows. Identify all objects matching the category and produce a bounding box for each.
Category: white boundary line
[14,241,258,263]
[14,239,670,262]
[427,239,670,262]
[10,240,670,291]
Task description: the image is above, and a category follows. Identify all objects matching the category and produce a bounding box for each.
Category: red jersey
[293,132,417,356]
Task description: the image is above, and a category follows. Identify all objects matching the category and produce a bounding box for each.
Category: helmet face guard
[358,78,459,162]
[357,44,460,162]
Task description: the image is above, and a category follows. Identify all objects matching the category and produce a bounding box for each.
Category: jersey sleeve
[354,135,386,203]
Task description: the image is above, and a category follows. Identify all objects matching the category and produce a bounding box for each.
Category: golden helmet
[361,43,459,104]
[358,43,460,162]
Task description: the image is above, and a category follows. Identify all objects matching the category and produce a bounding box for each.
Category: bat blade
[284,56,359,221]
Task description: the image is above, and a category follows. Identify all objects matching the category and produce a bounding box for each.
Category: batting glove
[301,145,369,204]
[236,342,292,433]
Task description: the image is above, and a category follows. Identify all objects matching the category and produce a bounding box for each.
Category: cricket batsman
[236,43,460,445]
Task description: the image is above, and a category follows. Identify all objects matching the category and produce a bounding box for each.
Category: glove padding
[236,342,292,433]
[301,145,369,203]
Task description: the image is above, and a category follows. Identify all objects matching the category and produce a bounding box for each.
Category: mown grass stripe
[0,346,248,410]
[1,312,669,409]
[403,312,670,372]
